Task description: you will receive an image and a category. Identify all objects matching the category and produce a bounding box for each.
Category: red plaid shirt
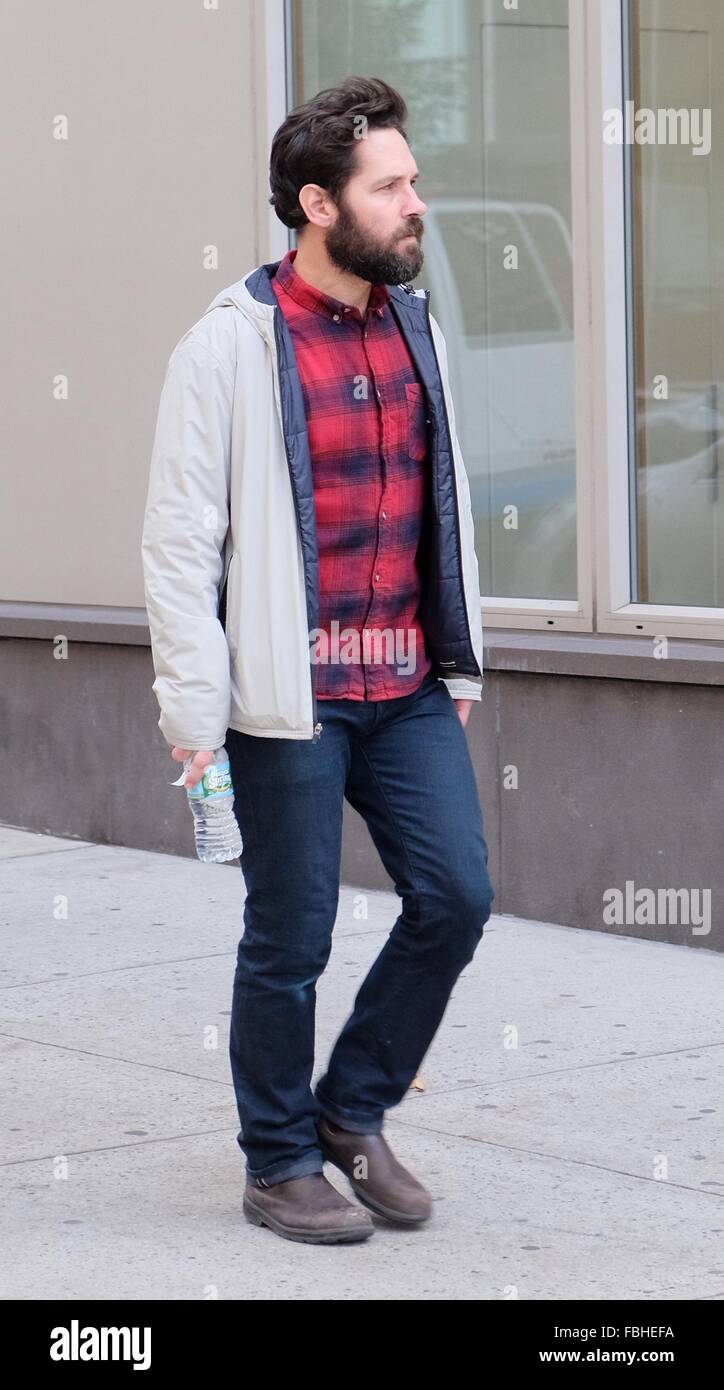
[271,248,433,701]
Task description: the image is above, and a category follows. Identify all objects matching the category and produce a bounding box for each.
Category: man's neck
[290,246,371,316]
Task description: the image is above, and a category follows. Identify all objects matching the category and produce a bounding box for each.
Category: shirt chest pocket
[404,382,428,462]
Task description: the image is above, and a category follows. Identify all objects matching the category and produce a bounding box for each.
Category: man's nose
[405,192,427,218]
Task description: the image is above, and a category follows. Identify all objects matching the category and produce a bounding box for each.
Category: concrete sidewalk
[1,822,723,1301]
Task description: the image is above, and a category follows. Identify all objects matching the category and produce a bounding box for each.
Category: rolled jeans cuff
[314,1084,385,1135]
[247,1154,324,1188]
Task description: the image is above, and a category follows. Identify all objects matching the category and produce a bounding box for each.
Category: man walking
[142,76,495,1245]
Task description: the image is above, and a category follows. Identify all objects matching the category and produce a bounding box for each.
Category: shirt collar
[273,247,389,322]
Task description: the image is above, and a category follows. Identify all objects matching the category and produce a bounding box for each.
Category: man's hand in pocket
[452,699,474,729]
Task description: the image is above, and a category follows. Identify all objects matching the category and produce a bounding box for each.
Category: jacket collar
[272,248,389,322]
[201,257,428,340]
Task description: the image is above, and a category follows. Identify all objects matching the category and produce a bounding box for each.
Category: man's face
[324,125,427,285]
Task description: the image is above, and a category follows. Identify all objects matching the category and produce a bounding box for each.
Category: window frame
[591,0,724,638]
[473,0,595,632]
[281,0,724,642]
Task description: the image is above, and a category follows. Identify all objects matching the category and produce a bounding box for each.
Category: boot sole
[318,1141,432,1226]
[243,1192,374,1244]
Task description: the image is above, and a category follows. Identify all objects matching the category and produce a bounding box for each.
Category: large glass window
[291,0,577,603]
[623,0,724,608]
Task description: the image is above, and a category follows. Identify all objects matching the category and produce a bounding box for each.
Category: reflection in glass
[625,0,724,607]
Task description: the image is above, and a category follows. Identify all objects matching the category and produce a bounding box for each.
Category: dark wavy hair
[269,76,408,231]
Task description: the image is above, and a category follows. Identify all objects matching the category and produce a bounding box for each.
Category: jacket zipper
[312,659,322,741]
[423,289,483,680]
[272,305,323,741]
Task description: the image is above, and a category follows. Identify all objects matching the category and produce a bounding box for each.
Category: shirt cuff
[438,676,484,701]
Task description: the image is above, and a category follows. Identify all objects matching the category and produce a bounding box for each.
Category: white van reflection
[423,197,576,597]
[423,197,723,603]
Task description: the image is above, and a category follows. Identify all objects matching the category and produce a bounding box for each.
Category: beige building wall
[1,0,287,614]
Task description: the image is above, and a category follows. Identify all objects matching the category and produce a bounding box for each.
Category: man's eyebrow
[373,170,421,186]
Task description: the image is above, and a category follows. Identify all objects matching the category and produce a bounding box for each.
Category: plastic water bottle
[183,746,242,863]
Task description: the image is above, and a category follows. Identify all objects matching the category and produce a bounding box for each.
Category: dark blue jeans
[225,669,495,1187]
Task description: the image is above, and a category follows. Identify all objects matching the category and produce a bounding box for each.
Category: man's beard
[325,197,424,285]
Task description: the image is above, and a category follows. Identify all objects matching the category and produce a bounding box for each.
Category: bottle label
[187,759,233,801]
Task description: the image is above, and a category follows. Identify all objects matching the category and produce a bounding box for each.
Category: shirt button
[375,573,381,582]
[381,510,387,519]
[376,390,381,400]
[333,313,340,322]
